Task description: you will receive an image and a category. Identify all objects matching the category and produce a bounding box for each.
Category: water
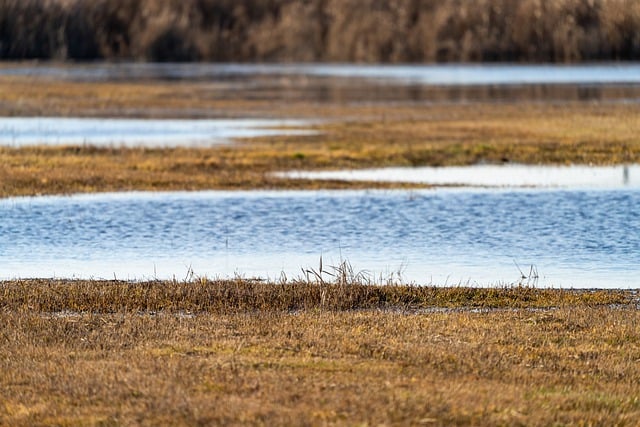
[3,63,640,104]
[1,189,639,288]
[279,164,640,189]
[0,117,312,147]
[3,63,640,85]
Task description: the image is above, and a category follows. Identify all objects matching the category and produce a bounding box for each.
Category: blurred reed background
[0,0,639,62]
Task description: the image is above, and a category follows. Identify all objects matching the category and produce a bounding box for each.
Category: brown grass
[1,0,640,62]
[1,76,639,197]
[1,279,639,426]
[3,278,631,313]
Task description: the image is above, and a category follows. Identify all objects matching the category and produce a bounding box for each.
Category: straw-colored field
[2,279,639,426]
[1,76,640,197]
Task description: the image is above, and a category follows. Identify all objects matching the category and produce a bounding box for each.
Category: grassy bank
[1,0,640,62]
[1,279,639,426]
[1,76,639,197]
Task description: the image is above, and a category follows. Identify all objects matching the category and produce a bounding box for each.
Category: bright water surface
[3,63,640,85]
[280,164,640,189]
[2,189,639,288]
[0,117,311,147]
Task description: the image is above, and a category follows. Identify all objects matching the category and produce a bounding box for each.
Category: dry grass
[3,278,631,313]
[1,279,639,426]
[2,0,640,62]
[1,76,640,197]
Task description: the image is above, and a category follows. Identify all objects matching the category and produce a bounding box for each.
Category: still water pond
[2,189,639,288]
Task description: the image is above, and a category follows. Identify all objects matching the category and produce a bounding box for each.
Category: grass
[1,76,640,197]
[2,70,640,424]
[1,278,639,426]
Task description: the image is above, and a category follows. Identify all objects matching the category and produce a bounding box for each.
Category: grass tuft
[0,278,632,315]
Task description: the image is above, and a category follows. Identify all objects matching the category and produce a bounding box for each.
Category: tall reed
[1,0,639,62]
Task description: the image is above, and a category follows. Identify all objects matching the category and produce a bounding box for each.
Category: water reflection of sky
[4,63,640,85]
[3,63,640,104]
[2,189,639,288]
[278,164,640,189]
[0,117,312,147]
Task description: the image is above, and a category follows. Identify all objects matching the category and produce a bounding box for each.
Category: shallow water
[2,189,639,288]
[0,117,311,147]
[279,164,640,189]
[4,63,640,85]
[3,63,640,104]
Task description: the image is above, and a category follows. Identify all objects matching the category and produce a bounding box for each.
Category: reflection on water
[212,81,640,105]
[2,63,640,104]
[1,189,639,288]
[0,117,312,147]
[4,63,640,85]
[279,164,640,189]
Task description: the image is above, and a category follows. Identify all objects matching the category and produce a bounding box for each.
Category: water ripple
[1,189,639,288]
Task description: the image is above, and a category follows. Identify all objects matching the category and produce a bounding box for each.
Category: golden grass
[1,279,639,426]
[1,76,640,197]
[2,279,631,313]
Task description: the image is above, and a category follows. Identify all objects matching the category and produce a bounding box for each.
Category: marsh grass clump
[0,278,631,315]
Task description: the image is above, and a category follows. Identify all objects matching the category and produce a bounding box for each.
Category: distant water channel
[0,117,311,147]
[2,189,639,288]
[4,63,640,85]
[280,164,640,189]
[3,62,640,104]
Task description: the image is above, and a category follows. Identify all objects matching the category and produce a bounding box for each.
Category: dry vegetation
[2,23,640,421]
[1,75,640,197]
[1,0,640,62]
[1,279,639,426]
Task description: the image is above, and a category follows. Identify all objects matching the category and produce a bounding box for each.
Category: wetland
[2,63,640,287]
[2,62,640,426]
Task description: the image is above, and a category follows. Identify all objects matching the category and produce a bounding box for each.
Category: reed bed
[1,0,639,62]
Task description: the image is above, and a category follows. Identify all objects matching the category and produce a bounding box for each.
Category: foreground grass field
[1,75,640,197]
[2,71,640,425]
[1,280,639,426]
